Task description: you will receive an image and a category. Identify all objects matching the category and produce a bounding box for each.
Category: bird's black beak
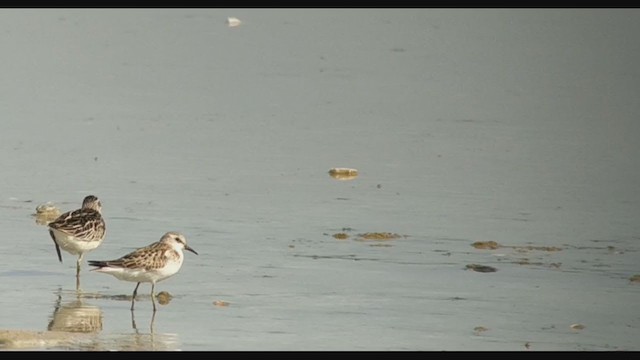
[185,245,198,255]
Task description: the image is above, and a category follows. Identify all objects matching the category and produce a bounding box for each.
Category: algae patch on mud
[0,329,94,349]
[357,232,404,241]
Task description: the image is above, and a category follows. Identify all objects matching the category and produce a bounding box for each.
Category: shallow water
[1,8,639,351]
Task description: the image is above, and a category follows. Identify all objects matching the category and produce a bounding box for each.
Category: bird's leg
[75,254,83,291]
[131,282,141,311]
[77,253,84,277]
[150,309,157,334]
[130,309,138,332]
[151,282,157,312]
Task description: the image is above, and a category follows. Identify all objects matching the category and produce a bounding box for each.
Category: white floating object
[226,17,241,27]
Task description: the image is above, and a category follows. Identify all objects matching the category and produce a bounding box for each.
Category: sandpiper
[88,231,198,311]
[48,195,106,287]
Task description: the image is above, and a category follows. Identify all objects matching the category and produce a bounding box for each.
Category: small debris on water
[226,17,241,27]
[328,167,358,181]
[473,326,489,335]
[471,241,500,250]
[357,232,403,241]
[34,202,61,225]
[465,264,498,273]
[333,233,349,240]
[36,202,59,214]
[156,291,173,305]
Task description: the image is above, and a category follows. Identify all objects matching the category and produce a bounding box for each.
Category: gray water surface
[1,8,639,351]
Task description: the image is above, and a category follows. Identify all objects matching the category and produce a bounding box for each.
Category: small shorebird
[48,195,106,287]
[88,231,198,311]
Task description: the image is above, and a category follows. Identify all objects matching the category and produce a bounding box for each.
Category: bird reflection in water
[47,289,103,333]
[46,289,179,350]
[131,309,157,334]
[124,310,183,351]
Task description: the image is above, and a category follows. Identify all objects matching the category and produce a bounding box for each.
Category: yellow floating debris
[357,232,402,240]
[156,291,173,305]
[213,300,230,307]
[570,323,585,330]
[332,233,349,240]
[629,274,640,283]
[328,168,358,181]
[471,241,500,250]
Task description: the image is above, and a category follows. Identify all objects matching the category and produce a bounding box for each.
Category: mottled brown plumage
[89,231,197,311]
[48,195,106,288]
[90,240,181,271]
